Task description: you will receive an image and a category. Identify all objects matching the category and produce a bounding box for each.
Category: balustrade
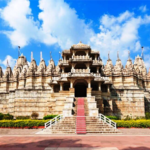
[60,60,69,64]
[72,55,91,60]
[93,60,103,65]
[61,73,69,77]
[52,77,60,81]
[71,69,90,73]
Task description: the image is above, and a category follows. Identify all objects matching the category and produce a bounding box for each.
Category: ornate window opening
[75,63,86,69]
[75,51,86,56]
[91,81,98,91]
[101,85,107,92]
[54,85,60,93]
[63,83,70,91]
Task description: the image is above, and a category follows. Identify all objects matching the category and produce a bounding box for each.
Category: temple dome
[134,55,147,75]
[71,41,91,49]
[16,54,28,67]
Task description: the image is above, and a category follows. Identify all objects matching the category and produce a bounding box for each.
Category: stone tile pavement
[0,129,150,150]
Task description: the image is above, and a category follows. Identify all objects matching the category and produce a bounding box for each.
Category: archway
[75,51,86,56]
[74,80,87,97]
[75,63,86,69]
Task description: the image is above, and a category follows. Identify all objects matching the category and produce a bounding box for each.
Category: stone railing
[45,115,63,128]
[98,113,116,129]
[59,60,69,65]
[52,77,60,81]
[93,73,101,77]
[61,73,70,78]
[101,77,109,81]
[71,69,90,73]
[72,55,92,60]
[93,60,103,65]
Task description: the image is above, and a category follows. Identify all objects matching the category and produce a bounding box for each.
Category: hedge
[114,120,150,128]
[106,116,120,120]
[43,115,58,120]
[0,120,48,128]
[0,119,150,128]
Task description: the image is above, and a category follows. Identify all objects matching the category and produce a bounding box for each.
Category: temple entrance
[74,80,87,97]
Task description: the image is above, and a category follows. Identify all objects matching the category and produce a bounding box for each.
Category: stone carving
[134,55,147,76]
[113,58,123,74]
[28,59,37,73]
[104,59,113,74]
[0,67,3,78]
[37,60,46,73]
[20,65,28,77]
[47,59,55,73]
[124,58,134,73]
[4,67,13,78]
[147,68,150,77]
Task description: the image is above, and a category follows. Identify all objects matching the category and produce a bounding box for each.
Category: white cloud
[0,0,150,70]
[0,0,57,47]
[2,55,16,68]
[38,0,94,49]
[139,5,148,13]
[90,11,150,66]
[0,55,17,73]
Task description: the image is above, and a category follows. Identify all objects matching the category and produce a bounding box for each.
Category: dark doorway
[75,82,87,97]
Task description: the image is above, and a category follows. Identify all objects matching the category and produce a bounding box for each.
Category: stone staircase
[86,116,120,133]
[37,97,120,134]
[38,117,76,134]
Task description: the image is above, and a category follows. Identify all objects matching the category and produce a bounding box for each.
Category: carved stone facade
[0,42,150,119]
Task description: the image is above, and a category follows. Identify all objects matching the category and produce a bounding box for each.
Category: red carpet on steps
[76,98,86,134]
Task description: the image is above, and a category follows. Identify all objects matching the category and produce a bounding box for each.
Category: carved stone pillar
[98,82,101,91]
[62,67,64,73]
[88,80,91,88]
[97,67,99,73]
[60,83,63,91]
[70,81,73,88]
[107,85,110,92]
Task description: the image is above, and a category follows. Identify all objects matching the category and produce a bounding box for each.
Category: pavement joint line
[1,135,150,137]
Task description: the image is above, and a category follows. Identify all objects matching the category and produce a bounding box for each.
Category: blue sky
[0,0,150,72]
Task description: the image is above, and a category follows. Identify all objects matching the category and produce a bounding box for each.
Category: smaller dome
[16,55,27,67]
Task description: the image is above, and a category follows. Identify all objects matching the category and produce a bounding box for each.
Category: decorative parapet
[70,55,92,62]
[71,69,90,73]
[59,60,69,66]
[92,60,103,65]
[93,73,101,77]
[61,73,70,78]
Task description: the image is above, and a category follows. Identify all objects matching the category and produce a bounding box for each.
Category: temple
[0,41,150,119]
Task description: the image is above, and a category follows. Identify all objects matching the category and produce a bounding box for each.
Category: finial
[18,46,21,58]
[141,46,144,60]
[31,51,33,61]
[128,51,130,60]
[40,51,43,61]
[117,51,119,60]
[108,51,110,60]
[79,41,82,43]
[7,60,10,67]
[50,51,52,60]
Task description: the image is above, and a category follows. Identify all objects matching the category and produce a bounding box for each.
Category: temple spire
[117,51,119,60]
[7,60,10,67]
[108,51,110,60]
[50,51,52,60]
[141,46,144,60]
[40,51,43,61]
[128,50,130,60]
[31,51,33,61]
[18,46,21,58]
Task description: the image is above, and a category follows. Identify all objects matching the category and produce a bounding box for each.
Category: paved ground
[0,129,150,150]
[1,128,150,135]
